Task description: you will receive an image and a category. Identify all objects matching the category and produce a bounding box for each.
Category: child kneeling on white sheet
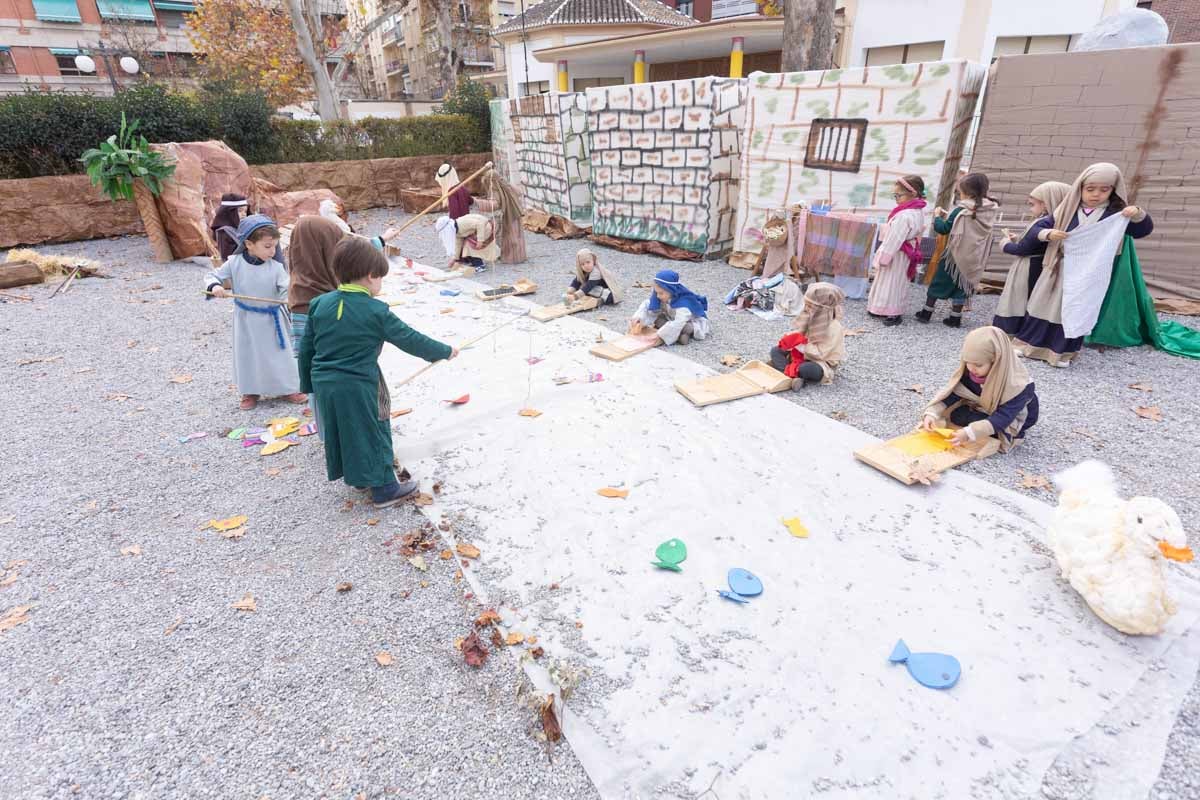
[769,282,847,389]
[629,269,710,346]
[921,326,1039,453]
[565,248,622,305]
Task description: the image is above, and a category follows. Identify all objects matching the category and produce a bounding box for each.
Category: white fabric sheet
[1061,214,1128,338]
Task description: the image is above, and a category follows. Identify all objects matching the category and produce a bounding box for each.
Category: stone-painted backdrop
[734,60,985,252]
[586,77,748,257]
[507,92,593,225]
[489,97,523,200]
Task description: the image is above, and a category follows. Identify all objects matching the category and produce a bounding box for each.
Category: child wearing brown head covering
[921,326,1039,453]
[210,193,248,263]
[769,282,847,388]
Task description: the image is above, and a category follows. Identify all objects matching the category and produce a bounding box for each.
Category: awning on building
[49,48,81,56]
[153,1,196,11]
[97,0,157,22]
[32,0,84,23]
[532,16,784,65]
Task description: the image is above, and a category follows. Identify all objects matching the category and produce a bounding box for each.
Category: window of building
[572,76,623,91]
[991,35,1073,62]
[52,49,87,76]
[864,40,945,67]
[804,118,868,173]
[0,48,15,75]
[519,80,550,96]
[676,0,694,17]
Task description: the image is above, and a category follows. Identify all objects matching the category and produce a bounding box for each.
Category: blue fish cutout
[440,289,461,296]
[727,568,763,598]
[889,639,961,690]
[717,589,749,604]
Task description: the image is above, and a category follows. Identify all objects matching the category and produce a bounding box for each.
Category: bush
[265,114,487,165]
[436,77,493,148]
[0,85,488,179]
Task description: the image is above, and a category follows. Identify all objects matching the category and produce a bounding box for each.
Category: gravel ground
[3,212,1198,799]
[0,233,599,800]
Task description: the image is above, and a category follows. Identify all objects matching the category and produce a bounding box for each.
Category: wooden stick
[49,265,83,299]
[0,290,32,302]
[392,310,528,390]
[204,290,288,306]
[387,161,494,242]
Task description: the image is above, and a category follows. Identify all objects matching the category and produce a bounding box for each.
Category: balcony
[460,47,495,68]
[386,60,405,75]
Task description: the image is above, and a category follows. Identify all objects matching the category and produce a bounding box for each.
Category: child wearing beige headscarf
[993,181,1071,335]
[769,282,847,388]
[921,326,1039,453]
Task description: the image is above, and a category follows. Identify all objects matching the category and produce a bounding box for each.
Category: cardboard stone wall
[734,60,985,253]
[489,98,523,200]
[972,44,1200,305]
[586,77,748,257]
[507,92,593,224]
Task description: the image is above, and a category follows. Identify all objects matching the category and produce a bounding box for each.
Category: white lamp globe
[74,54,96,73]
[119,56,140,75]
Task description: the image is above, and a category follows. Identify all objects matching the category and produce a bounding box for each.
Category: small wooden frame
[589,332,660,362]
[476,279,538,301]
[530,295,600,322]
[421,265,475,283]
[675,361,792,407]
[854,429,996,485]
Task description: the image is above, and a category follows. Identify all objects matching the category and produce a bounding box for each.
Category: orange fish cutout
[1159,542,1195,562]
[597,487,628,499]
[518,408,542,418]
[445,395,470,405]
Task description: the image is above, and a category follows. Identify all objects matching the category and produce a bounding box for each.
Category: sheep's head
[1126,497,1193,562]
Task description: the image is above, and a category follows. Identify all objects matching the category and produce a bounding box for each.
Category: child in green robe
[298,236,458,508]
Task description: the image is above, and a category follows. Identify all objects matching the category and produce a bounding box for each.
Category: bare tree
[283,0,340,120]
[781,0,836,73]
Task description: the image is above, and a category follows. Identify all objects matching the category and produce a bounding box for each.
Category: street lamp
[75,41,139,93]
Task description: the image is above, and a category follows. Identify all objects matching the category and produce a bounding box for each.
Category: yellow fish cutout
[269,418,301,439]
[203,514,248,532]
[782,517,809,538]
[260,439,294,456]
[933,428,956,439]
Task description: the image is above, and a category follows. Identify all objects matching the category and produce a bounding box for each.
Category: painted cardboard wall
[489,97,523,201]
[971,44,1200,303]
[586,77,747,257]
[506,92,593,225]
[734,60,985,253]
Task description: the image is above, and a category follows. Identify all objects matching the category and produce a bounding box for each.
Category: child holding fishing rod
[205,214,307,411]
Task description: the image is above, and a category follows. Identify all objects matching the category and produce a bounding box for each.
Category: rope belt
[234,299,287,350]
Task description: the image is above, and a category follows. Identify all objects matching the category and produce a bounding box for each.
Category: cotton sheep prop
[1049,460,1193,636]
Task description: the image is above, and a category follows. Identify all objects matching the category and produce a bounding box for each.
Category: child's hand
[950,428,972,447]
[1002,228,1017,243]
[382,226,400,242]
[628,321,643,335]
[447,347,460,360]
[1046,229,1069,242]
[1121,205,1141,218]
[919,415,937,432]
[933,206,947,217]
[210,285,229,298]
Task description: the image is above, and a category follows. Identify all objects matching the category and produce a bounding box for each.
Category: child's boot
[883,315,902,327]
[372,475,419,509]
[914,302,934,323]
[943,304,963,327]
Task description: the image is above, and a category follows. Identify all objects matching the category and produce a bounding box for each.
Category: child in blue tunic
[628,269,710,346]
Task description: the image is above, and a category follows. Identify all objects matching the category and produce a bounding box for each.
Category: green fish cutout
[652,539,687,572]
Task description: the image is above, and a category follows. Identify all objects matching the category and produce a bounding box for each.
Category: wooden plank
[531,295,599,322]
[476,279,538,301]
[736,360,792,393]
[854,430,994,485]
[589,333,660,362]
[674,361,792,407]
[0,261,45,290]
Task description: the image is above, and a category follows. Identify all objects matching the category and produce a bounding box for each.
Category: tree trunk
[436,0,456,96]
[283,0,340,120]
[132,181,174,263]
[781,0,836,73]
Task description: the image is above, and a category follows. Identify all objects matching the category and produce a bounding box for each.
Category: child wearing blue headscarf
[205,214,305,411]
[628,269,710,345]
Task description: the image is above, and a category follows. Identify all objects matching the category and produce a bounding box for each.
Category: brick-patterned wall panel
[734,61,985,253]
[490,98,523,200]
[971,44,1200,301]
[1156,0,1200,44]
[507,93,593,224]
[587,77,748,256]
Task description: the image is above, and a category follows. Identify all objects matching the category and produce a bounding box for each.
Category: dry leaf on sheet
[1134,406,1163,422]
[168,374,193,384]
[407,556,429,572]
[530,646,545,659]
[375,651,394,667]
[719,354,742,367]
[120,545,142,556]
[412,493,434,507]
[908,465,940,486]
[505,632,525,646]
[462,631,488,667]
[390,408,412,418]
[1129,383,1153,392]
[1,604,33,633]
[1017,470,1053,491]
[597,487,628,499]
[336,582,353,593]
[539,695,562,742]
[456,543,481,559]
[475,609,501,627]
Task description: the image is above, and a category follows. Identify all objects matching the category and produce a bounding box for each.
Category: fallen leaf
[0,517,14,526]
[440,308,454,314]
[342,500,354,511]
[491,627,504,648]
[518,408,543,418]
[456,543,481,559]
[3,559,26,569]
[438,521,450,531]
[231,593,256,612]
[1129,382,1153,392]
[163,616,182,636]
[120,544,142,556]
[432,482,443,494]
[843,327,868,337]
[530,646,545,659]
[202,515,248,532]
[16,355,62,366]
[0,604,33,633]
[0,573,16,589]
[1135,406,1164,422]
[390,408,413,418]
[265,467,281,477]
[905,384,924,394]
[375,651,394,667]
[168,374,193,384]
[475,609,501,627]
[218,526,246,540]
[74,367,95,374]
[336,582,353,593]
[505,632,525,646]
[781,517,809,538]
[408,555,429,572]
[454,637,465,650]
[260,439,294,456]
[597,487,629,499]
[540,695,562,742]
[440,549,453,560]
[1017,470,1053,491]
[548,582,560,590]
[908,465,941,486]
[412,493,434,507]
[575,621,584,629]
[366,518,380,527]
[105,393,133,402]
[719,354,742,367]
[462,631,488,667]
[444,394,470,405]
[827,410,849,422]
